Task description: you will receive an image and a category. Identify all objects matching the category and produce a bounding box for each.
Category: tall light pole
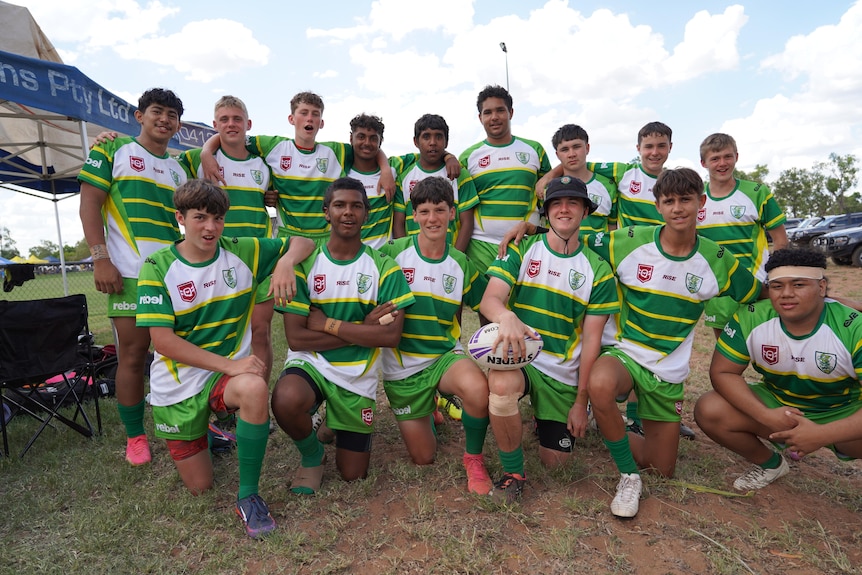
[499,42,509,92]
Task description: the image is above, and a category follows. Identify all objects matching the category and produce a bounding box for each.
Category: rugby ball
[467,322,543,370]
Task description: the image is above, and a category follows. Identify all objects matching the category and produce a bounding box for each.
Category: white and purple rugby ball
[467,322,543,371]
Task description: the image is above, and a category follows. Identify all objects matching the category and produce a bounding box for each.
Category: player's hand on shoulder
[91,131,118,148]
[498,222,532,257]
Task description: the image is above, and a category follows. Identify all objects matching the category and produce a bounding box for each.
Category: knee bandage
[488,393,520,417]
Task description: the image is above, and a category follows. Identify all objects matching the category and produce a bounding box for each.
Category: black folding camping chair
[0,294,102,458]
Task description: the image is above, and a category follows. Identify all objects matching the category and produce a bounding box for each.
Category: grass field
[1,266,861,574]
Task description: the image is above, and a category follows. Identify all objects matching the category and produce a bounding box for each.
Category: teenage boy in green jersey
[695,248,862,491]
[380,177,492,493]
[393,114,478,252]
[587,168,760,518]
[136,179,314,538]
[345,113,397,249]
[480,176,620,502]
[270,177,414,493]
[200,92,395,244]
[460,85,551,276]
[697,133,788,337]
[79,88,188,467]
[538,121,672,228]
[179,95,279,381]
[549,124,617,243]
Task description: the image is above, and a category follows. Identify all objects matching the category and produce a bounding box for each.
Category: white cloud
[662,5,747,83]
[314,70,339,79]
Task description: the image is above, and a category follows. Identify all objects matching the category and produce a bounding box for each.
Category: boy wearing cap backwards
[695,248,862,491]
[136,179,315,538]
[587,168,760,518]
[697,133,788,338]
[479,176,620,502]
[379,177,492,494]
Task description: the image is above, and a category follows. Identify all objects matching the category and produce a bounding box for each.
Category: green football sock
[461,412,489,455]
[294,430,325,468]
[498,446,525,476]
[760,451,782,470]
[117,400,146,438]
[604,435,639,475]
[626,401,641,427]
[236,418,269,500]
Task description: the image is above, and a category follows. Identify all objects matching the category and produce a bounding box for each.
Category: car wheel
[832,256,852,266]
[852,246,862,267]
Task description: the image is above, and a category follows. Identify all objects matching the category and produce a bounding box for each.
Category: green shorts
[283,359,376,434]
[523,363,578,424]
[749,383,860,460]
[601,347,683,423]
[466,239,499,275]
[255,276,272,304]
[383,351,465,421]
[108,277,140,318]
[704,296,744,329]
[152,374,228,441]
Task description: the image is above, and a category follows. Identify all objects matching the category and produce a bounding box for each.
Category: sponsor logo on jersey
[251,169,263,185]
[280,156,292,171]
[443,274,456,294]
[313,274,326,294]
[155,423,180,434]
[629,181,641,195]
[112,301,137,311]
[478,155,491,168]
[636,263,653,283]
[722,324,736,339]
[356,273,372,294]
[403,268,415,284]
[593,231,604,246]
[527,259,541,278]
[361,407,373,426]
[85,156,102,169]
[178,281,196,302]
[409,180,418,192]
[589,193,601,207]
[697,208,706,222]
[138,294,163,305]
[815,351,837,374]
[170,169,181,186]
[569,270,586,290]
[762,344,779,365]
[130,156,145,172]
[316,158,329,173]
[844,312,859,327]
[685,273,703,294]
[515,152,529,165]
[223,267,238,289]
[731,205,746,219]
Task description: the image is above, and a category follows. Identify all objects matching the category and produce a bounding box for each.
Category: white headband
[766,265,825,282]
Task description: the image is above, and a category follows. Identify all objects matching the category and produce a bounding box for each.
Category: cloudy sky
[2,0,861,254]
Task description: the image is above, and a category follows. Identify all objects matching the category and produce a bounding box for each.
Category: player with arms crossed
[79,88,188,466]
[480,176,620,502]
[695,248,862,491]
[270,177,414,493]
[136,180,314,538]
[587,168,760,518]
[380,177,493,494]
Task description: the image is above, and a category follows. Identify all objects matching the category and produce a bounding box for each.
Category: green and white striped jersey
[278,245,415,399]
[137,236,290,406]
[78,136,187,278]
[591,225,760,383]
[717,299,862,414]
[487,235,620,386]
[379,236,486,380]
[179,148,273,239]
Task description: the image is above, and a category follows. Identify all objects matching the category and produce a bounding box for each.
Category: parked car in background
[767,217,802,243]
[812,225,862,266]
[788,212,862,247]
